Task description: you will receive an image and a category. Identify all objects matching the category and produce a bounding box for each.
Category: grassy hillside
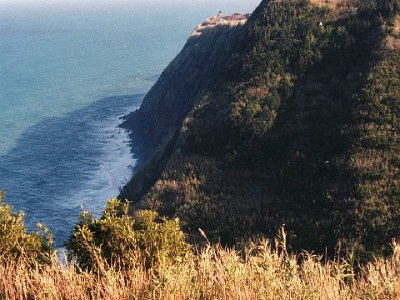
[1,1,399,298]
[121,0,400,258]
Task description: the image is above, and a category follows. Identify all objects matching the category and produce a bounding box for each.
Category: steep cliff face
[121,0,400,257]
[121,17,246,159]
[119,15,247,201]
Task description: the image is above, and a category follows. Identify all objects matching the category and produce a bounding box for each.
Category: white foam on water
[62,103,138,217]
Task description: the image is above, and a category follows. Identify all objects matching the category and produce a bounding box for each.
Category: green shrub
[0,191,53,264]
[67,199,191,271]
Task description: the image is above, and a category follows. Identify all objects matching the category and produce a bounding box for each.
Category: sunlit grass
[1,237,400,299]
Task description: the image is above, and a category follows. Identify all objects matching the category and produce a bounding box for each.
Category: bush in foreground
[0,191,53,265]
[66,199,191,271]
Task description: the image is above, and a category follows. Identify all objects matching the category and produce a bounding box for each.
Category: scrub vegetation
[121,0,400,260]
[1,196,400,300]
[1,0,399,298]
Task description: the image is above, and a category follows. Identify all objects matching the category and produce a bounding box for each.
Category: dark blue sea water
[0,95,142,244]
[0,0,260,246]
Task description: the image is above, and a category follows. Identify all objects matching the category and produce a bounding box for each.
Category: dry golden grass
[394,15,400,35]
[386,15,400,49]
[1,239,400,299]
[309,0,356,14]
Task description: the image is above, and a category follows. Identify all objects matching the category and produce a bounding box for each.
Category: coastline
[0,94,143,246]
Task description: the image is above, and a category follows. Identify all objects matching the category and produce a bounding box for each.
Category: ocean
[0,0,260,246]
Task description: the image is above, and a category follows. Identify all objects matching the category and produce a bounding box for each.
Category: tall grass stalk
[1,240,400,299]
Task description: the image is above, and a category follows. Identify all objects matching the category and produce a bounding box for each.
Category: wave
[0,94,143,246]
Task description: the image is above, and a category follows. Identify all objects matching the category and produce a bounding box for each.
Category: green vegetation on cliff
[0,1,399,298]
[121,0,400,258]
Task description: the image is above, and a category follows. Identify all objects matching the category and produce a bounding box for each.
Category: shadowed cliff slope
[121,20,245,159]
[121,0,400,258]
[120,15,246,201]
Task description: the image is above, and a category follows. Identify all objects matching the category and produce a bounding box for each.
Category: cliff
[120,13,248,200]
[120,0,400,258]
[121,14,248,159]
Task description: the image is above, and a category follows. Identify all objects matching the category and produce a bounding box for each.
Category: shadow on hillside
[0,94,143,246]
